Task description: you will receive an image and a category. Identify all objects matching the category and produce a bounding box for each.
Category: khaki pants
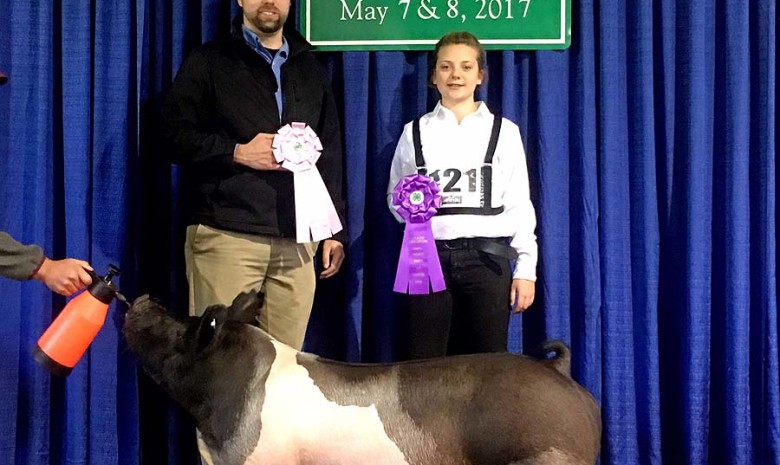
[185,225,318,465]
[184,224,318,349]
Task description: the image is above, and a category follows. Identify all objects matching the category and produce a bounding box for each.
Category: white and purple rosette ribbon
[273,122,343,243]
[392,174,446,294]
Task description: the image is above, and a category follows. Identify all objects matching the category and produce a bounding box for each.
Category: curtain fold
[0,0,776,463]
[752,3,779,464]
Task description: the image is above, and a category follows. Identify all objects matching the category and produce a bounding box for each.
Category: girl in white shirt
[387,31,538,359]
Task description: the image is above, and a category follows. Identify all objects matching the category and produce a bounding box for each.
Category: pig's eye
[204,317,216,334]
[197,316,218,352]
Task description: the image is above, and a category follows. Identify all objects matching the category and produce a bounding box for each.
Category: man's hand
[33,258,93,296]
[319,239,345,279]
[234,133,282,170]
[510,279,535,313]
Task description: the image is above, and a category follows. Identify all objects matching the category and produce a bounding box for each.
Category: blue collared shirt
[242,25,289,120]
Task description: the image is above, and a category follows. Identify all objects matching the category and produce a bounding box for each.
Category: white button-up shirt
[387,102,537,281]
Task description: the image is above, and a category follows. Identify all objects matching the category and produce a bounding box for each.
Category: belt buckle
[442,239,465,250]
[441,240,456,250]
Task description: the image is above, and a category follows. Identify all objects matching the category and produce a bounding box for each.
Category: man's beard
[250,11,286,34]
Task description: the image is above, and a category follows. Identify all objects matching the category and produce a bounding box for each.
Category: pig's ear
[227,290,264,326]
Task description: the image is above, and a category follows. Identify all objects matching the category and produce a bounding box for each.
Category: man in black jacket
[162,0,346,354]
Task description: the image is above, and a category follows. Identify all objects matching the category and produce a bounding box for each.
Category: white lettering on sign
[340,0,389,25]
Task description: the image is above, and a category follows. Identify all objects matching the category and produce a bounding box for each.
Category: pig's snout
[123,294,187,361]
[124,295,171,334]
[130,294,152,309]
[126,295,163,320]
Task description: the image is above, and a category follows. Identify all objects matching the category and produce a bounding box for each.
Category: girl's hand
[510,279,535,313]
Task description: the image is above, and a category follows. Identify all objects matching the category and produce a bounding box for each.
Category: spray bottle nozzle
[115,291,129,308]
[104,265,121,284]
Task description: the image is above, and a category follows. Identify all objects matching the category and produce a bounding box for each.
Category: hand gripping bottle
[32,265,123,377]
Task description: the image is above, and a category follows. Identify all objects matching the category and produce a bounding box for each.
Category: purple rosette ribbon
[273,122,343,243]
[392,174,446,294]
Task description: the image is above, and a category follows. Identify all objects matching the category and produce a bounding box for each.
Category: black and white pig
[123,292,601,465]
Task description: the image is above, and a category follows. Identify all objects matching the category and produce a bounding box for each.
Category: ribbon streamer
[392,174,446,294]
[273,122,343,243]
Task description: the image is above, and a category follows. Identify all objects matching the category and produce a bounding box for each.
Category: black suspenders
[413,113,504,216]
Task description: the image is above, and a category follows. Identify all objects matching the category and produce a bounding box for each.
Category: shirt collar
[431,101,492,122]
[242,25,289,63]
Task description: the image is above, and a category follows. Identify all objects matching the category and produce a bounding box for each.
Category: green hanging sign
[301,0,571,51]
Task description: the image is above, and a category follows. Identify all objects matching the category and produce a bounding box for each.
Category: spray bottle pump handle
[85,265,122,304]
[104,265,121,284]
[85,265,121,285]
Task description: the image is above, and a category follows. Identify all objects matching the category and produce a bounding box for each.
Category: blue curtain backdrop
[0,0,776,464]
[0,0,140,464]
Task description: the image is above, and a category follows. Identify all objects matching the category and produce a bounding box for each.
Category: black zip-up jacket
[161,20,346,244]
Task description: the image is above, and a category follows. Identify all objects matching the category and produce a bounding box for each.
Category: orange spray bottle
[32,265,124,376]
